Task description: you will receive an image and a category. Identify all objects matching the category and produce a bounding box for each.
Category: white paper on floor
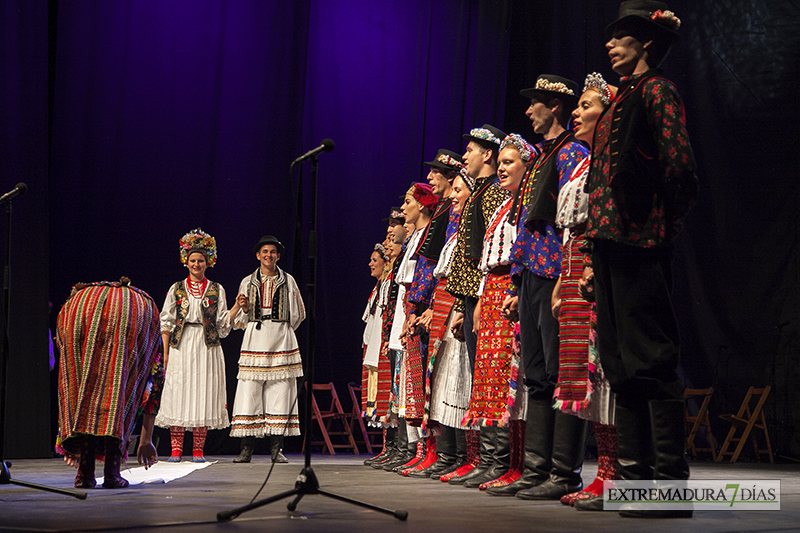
[96,460,217,485]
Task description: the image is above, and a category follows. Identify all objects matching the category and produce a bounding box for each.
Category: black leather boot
[411,426,457,478]
[382,420,413,470]
[450,425,495,485]
[615,402,653,481]
[487,398,553,496]
[102,437,129,488]
[619,399,692,519]
[270,434,288,463]
[516,411,587,500]
[233,436,255,463]
[365,427,396,466]
[74,436,97,488]
[464,425,509,488]
[431,427,465,480]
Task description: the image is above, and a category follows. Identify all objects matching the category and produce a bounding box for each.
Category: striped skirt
[553,233,592,414]
[462,271,518,427]
[57,281,162,455]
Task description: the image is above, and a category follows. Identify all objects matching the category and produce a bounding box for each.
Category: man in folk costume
[446,125,511,487]
[405,149,466,478]
[230,235,306,464]
[492,75,590,500]
[579,1,697,517]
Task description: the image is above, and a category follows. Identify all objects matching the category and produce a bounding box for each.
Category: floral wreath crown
[500,134,537,164]
[179,227,217,267]
[374,243,389,261]
[583,73,614,106]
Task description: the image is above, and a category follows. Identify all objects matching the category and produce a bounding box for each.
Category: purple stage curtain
[0,1,51,458]
[44,0,512,455]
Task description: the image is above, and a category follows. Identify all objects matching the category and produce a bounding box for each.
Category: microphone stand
[0,198,86,499]
[217,154,407,523]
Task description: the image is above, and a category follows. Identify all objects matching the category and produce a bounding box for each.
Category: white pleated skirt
[155,325,230,429]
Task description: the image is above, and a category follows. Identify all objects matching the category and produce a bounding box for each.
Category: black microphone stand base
[216,466,407,522]
[1,460,87,499]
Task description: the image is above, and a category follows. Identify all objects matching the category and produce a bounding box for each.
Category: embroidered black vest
[463,175,498,260]
[415,198,452,261]
[522,130,579,229]
[246,267,290,325]
[606,69,664,190]
[169,280,221,348]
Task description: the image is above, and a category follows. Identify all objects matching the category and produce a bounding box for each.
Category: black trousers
[517,269,560,397]
[463,296,479,369]
[592,239,684,405]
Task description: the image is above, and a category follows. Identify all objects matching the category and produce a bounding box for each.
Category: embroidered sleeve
[481,185,510,228]
[556,142,589,190]
[644,79,698,219]
[408,255,437,306]
[139,354,165,416]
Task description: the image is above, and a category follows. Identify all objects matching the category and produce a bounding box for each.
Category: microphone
[0,183,27,204]
[291,139,335,166]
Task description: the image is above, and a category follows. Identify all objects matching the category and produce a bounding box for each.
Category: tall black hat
[605,0,681,41]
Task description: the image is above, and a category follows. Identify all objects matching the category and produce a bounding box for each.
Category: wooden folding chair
[302,382,360,455]
[684,387,717,461]
[347,382,383,454]
[716,386,773,463]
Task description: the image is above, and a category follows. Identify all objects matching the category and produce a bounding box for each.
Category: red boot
[480,420,524,489]
[394,440,425,473]
[561,422,617,505]
[401,435,437,476]
[441,429,479,482]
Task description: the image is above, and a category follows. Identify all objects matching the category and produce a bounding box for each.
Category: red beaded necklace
[186,277,208,299]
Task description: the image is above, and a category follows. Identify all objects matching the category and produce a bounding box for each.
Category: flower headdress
[458,167,475,191]
[373,243,389,262]
[468,128,502,145]
[179,227,217,267]
[437,153,464,170]
[583,72,614,106]
[651,9,680,30]
[534,78,576,97]
[500,134,537,164]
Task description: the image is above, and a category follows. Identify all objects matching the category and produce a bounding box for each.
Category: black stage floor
[1,455,798,532]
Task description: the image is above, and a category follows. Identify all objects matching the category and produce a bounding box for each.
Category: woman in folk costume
[230,235,306,464]
[461,134,534,490]
[57,277,163,488]
[550,73,618,509]
[423,173,482,481]
[156,228,235,462]
[393,183,438,475]
[368,209,413,470]
[360,244,393,427]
